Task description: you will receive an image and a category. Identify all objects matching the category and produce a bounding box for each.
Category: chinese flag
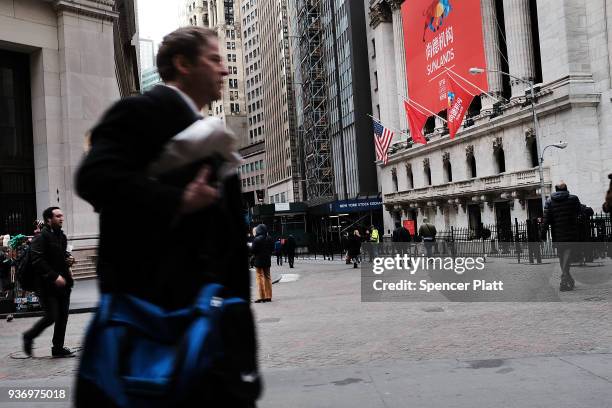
[446,74,475,139]
[404,100,428,144]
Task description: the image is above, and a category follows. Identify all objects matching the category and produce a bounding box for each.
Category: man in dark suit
[75,27,259,406]
[542,183,582,291]
[23,207,75,358]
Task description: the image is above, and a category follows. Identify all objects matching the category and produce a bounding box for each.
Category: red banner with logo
[401,0,488,115]
[446,73,475,139]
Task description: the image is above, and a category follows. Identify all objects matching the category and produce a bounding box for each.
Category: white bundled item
[148,117,243,179]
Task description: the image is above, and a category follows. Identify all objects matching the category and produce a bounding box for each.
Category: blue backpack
[78,283,258,407]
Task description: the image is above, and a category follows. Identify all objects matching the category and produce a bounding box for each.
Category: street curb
[1,306,97,320]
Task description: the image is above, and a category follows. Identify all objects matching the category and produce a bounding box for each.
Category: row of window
[390,147,515,192]
[269,192,286,204]
[245,48,258,63]
[249,113,263,126]
[242,174,265,188]
[242,9,258,26]
[213,103,240,115]
[247,87,261,101]
[250,126,263,139]
[248,100,262,113]
[240,160,265,173]
[241,0,257,14]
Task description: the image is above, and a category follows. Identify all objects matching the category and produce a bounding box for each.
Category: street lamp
[469,67,552,210]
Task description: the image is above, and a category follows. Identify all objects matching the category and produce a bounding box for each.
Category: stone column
[54,0,120,238]
[481,0,503,109]
[502,0,536,98]
[390,0,408,142]
[369,1,400,132]
[537,0,591,84]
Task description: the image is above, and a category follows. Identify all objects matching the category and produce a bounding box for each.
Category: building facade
[140,65,161,92]
[369,0,611,235]
[138,38,155,72]
[259,0,302,204]
[238,0,267,205]
[321,0,378,201]
[0,0,138,240]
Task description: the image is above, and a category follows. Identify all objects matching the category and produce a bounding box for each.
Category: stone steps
[71,253,97,281]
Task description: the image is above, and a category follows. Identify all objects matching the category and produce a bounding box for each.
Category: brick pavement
[0,257,610,407]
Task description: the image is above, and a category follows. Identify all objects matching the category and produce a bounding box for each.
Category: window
[494,139,506,174]
[406,166,414,189]
[468,155,477,178]
[443,160,453,182]
[528,137,538,168]
[391,168,398,192]
[371,38,376,58]
[424,159,432,186]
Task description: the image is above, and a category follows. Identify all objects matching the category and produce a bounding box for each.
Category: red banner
[403,220,416,237]
[404,100,428,144]
[402,0,488,115]
[446,74,475,139]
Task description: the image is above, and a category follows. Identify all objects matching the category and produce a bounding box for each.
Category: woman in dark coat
[347,230,363,269]
[251,224,274,302]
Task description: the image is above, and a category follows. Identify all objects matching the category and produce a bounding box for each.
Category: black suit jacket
[76,85,251,308]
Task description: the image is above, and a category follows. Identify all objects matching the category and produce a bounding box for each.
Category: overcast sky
[138,0,182,49]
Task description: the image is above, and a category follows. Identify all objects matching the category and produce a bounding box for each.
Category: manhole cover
[258,318,281,323]
[422,307,444,312]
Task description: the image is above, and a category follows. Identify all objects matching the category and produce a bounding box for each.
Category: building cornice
[369,0,392,28]
[387,0,404,11]
[53,0,119,22]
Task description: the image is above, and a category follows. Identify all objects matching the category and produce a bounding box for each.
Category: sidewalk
[0,351,609,407]
[261,352,612,408]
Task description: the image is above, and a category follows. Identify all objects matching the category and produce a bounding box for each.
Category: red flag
[446,74,475,139]
[404,100,428,144]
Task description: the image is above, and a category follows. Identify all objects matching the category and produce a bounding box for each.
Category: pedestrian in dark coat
[541,183,582,291]
[274,239,283,266]
[74,27,259,406]
[348,230,363,268]
[392,223,411,243]
[23,207,75,358]
[251,224,274,302]
[284,235,297,268]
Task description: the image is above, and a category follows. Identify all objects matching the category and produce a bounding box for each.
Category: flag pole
[367,114,408,137]
[397,94,448,123]
[444,67,504,103]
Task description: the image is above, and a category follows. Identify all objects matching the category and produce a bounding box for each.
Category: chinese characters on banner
[446,74,475,139]
[401,0,488,115]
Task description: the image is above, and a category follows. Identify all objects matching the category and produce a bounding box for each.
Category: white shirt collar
[163,84,200,116]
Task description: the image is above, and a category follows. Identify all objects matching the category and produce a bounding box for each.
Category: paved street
[0,258,611,407]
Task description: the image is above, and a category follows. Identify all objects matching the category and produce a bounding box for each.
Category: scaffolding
[296,0,334,202]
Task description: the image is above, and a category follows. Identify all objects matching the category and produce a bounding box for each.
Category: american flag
[373,120,394,165]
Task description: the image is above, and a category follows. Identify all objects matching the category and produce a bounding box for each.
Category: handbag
[78,283,259,407]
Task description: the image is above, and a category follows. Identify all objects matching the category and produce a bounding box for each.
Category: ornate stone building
[0,0,138,240]
[368,0,610,234]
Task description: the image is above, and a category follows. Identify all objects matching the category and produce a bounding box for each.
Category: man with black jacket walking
[23,207,74,357]
[542,183,582,291]
[75,27,259,406]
